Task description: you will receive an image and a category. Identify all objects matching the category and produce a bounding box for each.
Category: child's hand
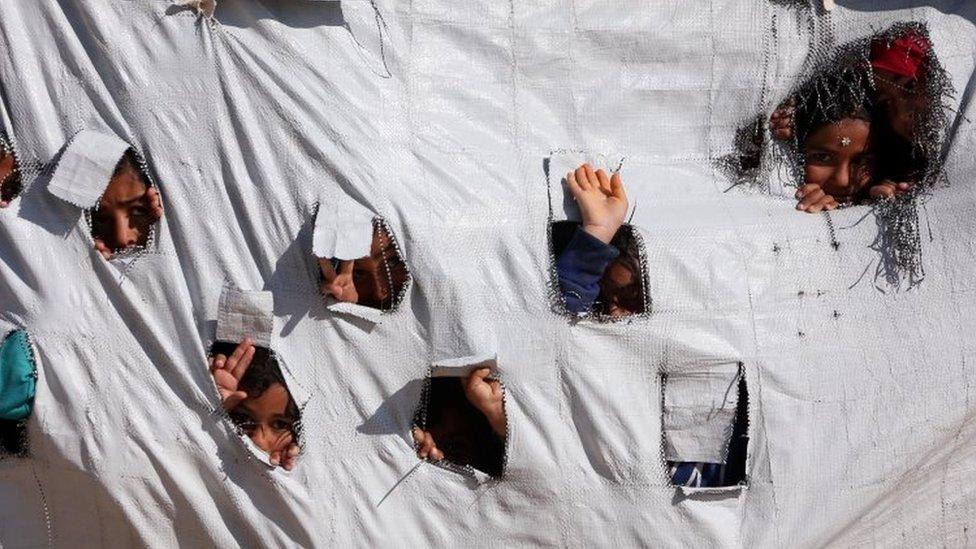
[769,99,796,141]
[464,367,506,438]
[795,184,839,213]
[269,432,300,471]
[94,239,114,260]
[412,427,444,461]
[868,180,913,199]
[566,163,628,244]
[318,259,359,303]
[146,186,164,220]
[209,337,255,411]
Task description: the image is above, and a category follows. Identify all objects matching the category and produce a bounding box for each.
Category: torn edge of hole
[0,131,24,207]
[411,360,508,480]
[660,362,749,491]
[0,329,40,458]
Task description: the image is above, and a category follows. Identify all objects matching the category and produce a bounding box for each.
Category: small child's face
[0,148,14,182]
[803,118,873,202]
[352,229,394,304]
[874,69,927,142]
[600,259,641,317]
[91,161,155,254]
[229,382,296,454]
[0,147,17,205]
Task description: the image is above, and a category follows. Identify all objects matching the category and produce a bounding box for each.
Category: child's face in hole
[599,258,642,317]
[0,147,15,183]
[874,69,928,142]
[228,382,296,455]
[91,158,155,254]
[803,118,874,202]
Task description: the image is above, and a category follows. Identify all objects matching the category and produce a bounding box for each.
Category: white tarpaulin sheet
[1,0,976,546]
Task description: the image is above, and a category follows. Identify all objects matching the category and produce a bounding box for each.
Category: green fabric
[0,330,36,421]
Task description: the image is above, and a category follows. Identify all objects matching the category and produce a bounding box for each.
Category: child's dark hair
[209,341,300,427]
[358,222,410,311]
[598,226,646,315]
[793,69,874,145]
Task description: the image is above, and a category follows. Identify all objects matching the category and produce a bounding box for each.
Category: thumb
[610,172,627,202]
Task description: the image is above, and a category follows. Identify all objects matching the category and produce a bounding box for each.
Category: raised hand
[566,163,628,244]
[463,367,506,438]
[94,239,114,260]
[769,99,796,141]
[795,183,839,213]
[209,337,255,411]
[412,427,444,461]
[868,180,913,200]
[318,259,359,303]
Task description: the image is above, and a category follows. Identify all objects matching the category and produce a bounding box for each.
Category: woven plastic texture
[1,0,975,546]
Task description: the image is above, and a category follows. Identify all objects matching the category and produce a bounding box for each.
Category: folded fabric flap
[546,150,625,223]
[312,194,374,260]
[663,361,741,463]
[326,300,384,325]
[48,130,131,209]
[0,330,37,421]
[216,287,275,348]
[430,355,497,378]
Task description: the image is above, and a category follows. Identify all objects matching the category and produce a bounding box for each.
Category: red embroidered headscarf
[871,31,931,80]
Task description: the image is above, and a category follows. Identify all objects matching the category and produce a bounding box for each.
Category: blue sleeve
[555,226,619,314]
[0,330,37,421]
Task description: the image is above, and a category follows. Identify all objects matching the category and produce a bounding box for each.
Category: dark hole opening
[209,341,301,467]
[414,376,506,478]
[88,149,161,259]
[0,420,28,457]
[0,138,21,206]
[551,221,647,318]
[319,220,409,312]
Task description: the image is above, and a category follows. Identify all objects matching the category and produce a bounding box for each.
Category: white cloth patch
[546,150,626,223]
[215,287,275,348]
[430,355,497,378]
[312,193,374,260]
[663,361,741,464]
[47,130,130,209]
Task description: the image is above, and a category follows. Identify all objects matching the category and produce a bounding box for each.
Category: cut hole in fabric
[84,149,163,261]
[317,219,410,314]
[550,221,650,321]
[663,364,748,490]
[209,340,301,471]
[0,329,39,457]
[0,134,22,208]
[412,367,507,478]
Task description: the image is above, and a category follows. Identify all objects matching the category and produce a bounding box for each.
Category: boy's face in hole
[229,382,296,454]
[91,157,155,255]
[874,69,928,143]
[803,118,873,202]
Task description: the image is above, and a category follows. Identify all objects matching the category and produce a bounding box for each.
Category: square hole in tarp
[319,219,411,313]
[665,375,749,489]
[413,375,507,478]
[549,221,650,319]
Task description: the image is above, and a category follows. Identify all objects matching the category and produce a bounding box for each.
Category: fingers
[468,366,491,383]
[318,258,337,283]
[595,169,611,196]
[795,184,824,212]
[226,338,254,381]
[869,183,897,199]
[805,195,837,213]
[565,170,582,198]
[0,200,8,208]
[574,165,591,191]
[146,186,164,219]
[609,172,626,202]
[210,353,227,373]
[94,239,113,260]
[582,163,600,191]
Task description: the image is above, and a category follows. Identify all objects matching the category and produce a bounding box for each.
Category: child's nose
[113,216,139,250]
[250,427,275,453]
[831,165,851,189]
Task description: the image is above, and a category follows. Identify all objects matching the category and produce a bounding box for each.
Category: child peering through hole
[770,29,934,212]
[412,367,507,477]
[0,137,20,208]
[90,149,163,259]
[209,338,300,470]
[318,222,409,311]
[554,163,645,318]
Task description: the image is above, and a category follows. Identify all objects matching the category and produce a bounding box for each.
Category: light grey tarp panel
[0,0,975,547]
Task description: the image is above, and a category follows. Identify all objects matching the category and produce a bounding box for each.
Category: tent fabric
[1,0,976,547]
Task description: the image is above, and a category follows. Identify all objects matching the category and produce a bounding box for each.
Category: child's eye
[806,152,833,164]
[271,419,293,432]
